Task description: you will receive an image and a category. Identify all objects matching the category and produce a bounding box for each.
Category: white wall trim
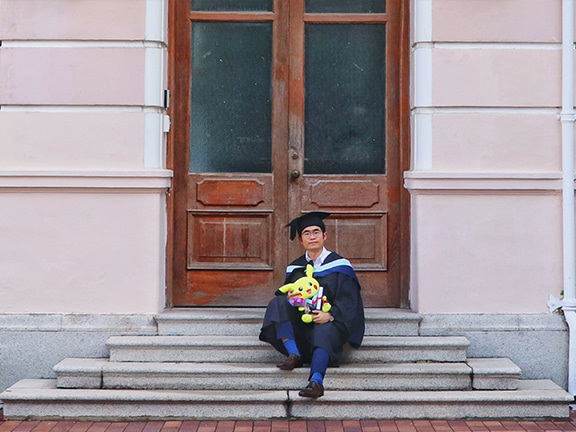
[144,0,168,169]
[404,171,564,194]
[414,0,433,44]
[144,111,165,169]
[413,46,433,170]
[144,47,164,108]
[413,47,433,108]
[143,46,165,168]
[144,0,169,310]
[412,107,559,115]
[0,169,173,191]
[413,1,434,171]
[432,42,561,51]
[412,112,433,171]
[0,106,161,113]
[0,41,166,49]
[146,0,167,43]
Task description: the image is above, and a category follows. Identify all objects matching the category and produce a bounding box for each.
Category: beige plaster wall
[432,48,561,108]
[409,0,565,313]
[432,0,561,43]
[0,0,170,314]
[0,0,566,314]
[0,112,146,170]
[0,0,146,40]
[411,192,563,313]
[0,47,146,106]
[0,192,166,314]
[432,113,561,172]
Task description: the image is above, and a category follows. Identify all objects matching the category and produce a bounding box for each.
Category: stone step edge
[56,360,477,392]
[0,379,288,422]
[467,358,522,390]
[106,335,470,349]
[2,378,568,403]
[287,380,572,421]
[53,358,521,392]
[468,358,521,377]
[155,308,421,322]
[53,357,521,376]
[3,379,570,421]
[106,335,470,364]
[55,358,476,376]
[1,379,286,402]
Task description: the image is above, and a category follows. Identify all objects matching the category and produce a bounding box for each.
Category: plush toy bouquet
[278,264,332,323]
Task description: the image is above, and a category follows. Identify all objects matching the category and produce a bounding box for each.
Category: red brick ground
[1,413,575,432]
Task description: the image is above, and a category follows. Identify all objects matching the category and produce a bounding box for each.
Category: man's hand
[312,310,333,324]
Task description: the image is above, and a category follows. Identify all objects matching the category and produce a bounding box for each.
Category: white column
[560,0,576,397]
[144,0,168,169]
[413,0,434,171]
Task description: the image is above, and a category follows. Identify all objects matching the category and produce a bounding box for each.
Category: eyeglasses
[301,229,322,238]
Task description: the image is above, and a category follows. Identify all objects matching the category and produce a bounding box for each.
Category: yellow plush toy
[278,264,332,323]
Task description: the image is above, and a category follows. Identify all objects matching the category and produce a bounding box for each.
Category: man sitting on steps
[259,212,365,399]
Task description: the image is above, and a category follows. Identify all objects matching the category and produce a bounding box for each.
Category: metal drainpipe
[561,0,576,397]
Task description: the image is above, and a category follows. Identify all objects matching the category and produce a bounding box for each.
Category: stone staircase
[0,308,572,420]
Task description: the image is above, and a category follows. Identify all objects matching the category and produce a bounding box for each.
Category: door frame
[165,0,411,309]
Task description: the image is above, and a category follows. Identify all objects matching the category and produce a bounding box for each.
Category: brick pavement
[1,412,576,432]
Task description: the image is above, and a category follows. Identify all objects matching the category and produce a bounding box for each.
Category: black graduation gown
[259,252,365,364]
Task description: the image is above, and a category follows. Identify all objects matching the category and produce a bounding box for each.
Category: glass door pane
[304,24,387,174]
[190,22,273,173]
[192,0,273,12]
[305,0,386,13]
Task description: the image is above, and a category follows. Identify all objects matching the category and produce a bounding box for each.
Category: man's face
[298,225,327,253]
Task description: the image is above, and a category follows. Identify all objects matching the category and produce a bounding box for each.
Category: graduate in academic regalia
[259,212,365,398]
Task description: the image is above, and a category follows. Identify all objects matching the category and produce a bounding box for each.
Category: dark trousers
[260,295,347,365]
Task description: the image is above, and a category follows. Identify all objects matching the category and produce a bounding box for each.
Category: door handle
[290,169,301,180]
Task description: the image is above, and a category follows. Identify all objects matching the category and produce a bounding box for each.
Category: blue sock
[282,339,300,357]
[310,348,329,385]
[311,372,324,385]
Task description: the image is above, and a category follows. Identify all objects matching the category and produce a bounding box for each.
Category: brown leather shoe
[298,381,324,398]
[277,353,303,370]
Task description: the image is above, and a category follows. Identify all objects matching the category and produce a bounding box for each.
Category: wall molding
[0,41,167,49]
[0,169,173,191]
[404,170,564,194]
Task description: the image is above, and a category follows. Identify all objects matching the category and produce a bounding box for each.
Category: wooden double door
[168,0,409,307]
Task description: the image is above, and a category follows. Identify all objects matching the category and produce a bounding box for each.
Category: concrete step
[289,380,573,420]
[0,379,287,421]
[102,361,473,391]
[106,335,470,363]
[468,357,521,390]
[155,308,421,337]
[54,358,108,390]
[53,357,519,392]
[1,378,571,421]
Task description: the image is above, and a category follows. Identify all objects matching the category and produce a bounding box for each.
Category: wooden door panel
[195,179,266,207]
[169,0,408,308]
[324,214,387,270]
[356,272,398,307]
[301,177,387,213]
[184,172,276,305]
[187,213,272,267]
[187,174,274,271]
[307,179,382,208]
[298,174,391,305]
[178,270,274,306]
[188,175,273,210]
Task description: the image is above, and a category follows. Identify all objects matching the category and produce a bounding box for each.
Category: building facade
[0,0,569,395]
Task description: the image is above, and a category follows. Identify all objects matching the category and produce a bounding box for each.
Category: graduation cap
[286,211,331,240]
